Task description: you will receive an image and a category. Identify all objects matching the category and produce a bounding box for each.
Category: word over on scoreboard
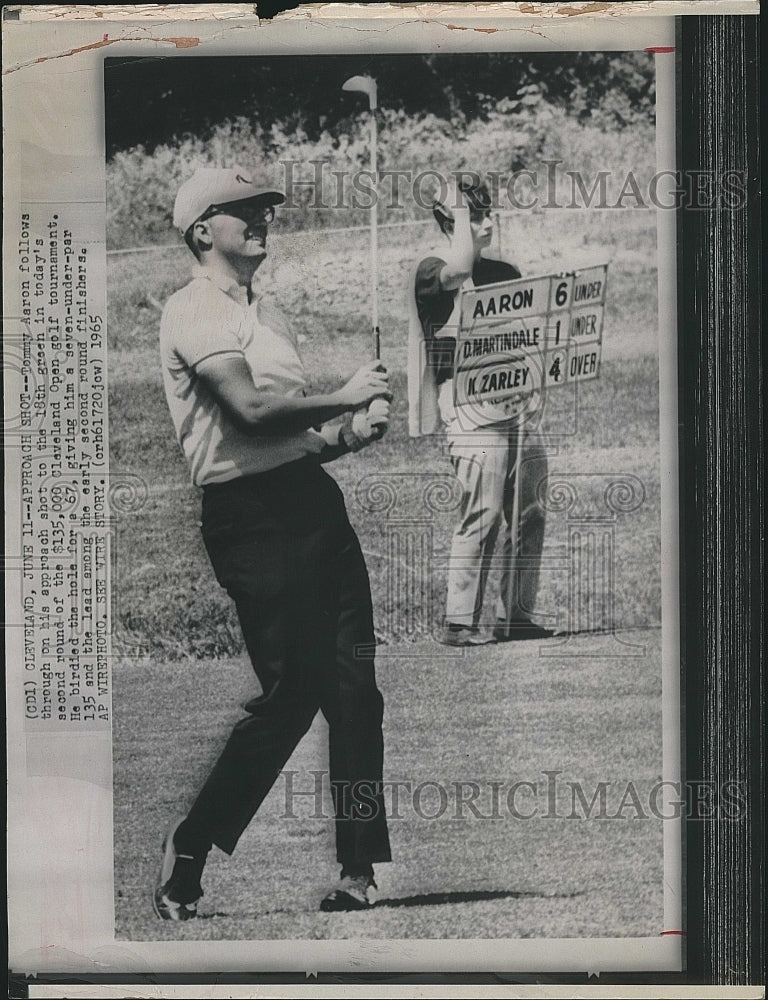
[454,263,608,427]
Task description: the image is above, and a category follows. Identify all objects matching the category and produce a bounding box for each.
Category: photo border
[675,12,764,987]
[4,4,763,995]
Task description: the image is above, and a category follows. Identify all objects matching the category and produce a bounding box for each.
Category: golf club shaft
[368,97,388,425]
[341,75,385,421]
[370,104,379,360]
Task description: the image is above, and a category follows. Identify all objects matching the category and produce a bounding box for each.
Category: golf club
[342,74,388,427]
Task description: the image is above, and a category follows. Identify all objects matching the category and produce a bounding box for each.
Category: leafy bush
[107,102,655,249]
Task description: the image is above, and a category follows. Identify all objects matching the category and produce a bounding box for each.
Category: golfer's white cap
[173,166,285,234]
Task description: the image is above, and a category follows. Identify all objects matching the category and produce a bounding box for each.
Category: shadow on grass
[197,887,584,919]
[372,888,584,908]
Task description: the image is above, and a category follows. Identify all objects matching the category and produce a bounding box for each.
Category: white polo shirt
[160,270,325,486]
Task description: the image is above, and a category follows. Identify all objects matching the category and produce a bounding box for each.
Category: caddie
[408,176,553,646]
[155,165,392,920]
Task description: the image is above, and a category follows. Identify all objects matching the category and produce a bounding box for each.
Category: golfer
[155,166,392,920]
[408,176,553,646]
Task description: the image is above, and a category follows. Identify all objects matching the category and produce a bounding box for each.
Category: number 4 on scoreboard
[547,349,567,384]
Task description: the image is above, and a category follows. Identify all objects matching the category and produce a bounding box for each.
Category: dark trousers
[184,458,392,868]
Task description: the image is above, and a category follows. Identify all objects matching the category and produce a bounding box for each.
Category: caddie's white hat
[173,166,285,234]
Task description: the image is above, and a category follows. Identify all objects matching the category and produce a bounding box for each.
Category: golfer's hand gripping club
[352,396,390,443]
[338,361,390,410]
[367,398,389,429]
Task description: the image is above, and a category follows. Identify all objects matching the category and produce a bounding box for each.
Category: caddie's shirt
[415,256,520,383]
[160,271,325,486]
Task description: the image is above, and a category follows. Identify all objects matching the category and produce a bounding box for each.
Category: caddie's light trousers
[183,458,392,868]
[445,425,548,628]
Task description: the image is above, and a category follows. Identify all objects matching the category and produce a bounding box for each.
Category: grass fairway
[109,204,667,942]
[114,628,663,941]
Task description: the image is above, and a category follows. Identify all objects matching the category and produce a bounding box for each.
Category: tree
[105,52,654,158]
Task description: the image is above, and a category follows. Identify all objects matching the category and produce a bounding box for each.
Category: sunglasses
[200,201,276,225]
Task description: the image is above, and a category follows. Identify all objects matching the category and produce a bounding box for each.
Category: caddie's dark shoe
[320,874,377,911]
[152,817,204,922]
[437,623,496,647]
[493,620,556,642]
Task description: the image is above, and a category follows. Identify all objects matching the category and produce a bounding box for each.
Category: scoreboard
[453,263,608,427]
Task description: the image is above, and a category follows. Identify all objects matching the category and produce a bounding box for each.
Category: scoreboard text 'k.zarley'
[453,263,608,429]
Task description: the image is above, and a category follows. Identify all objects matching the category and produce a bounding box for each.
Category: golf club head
[342,74,377,110]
